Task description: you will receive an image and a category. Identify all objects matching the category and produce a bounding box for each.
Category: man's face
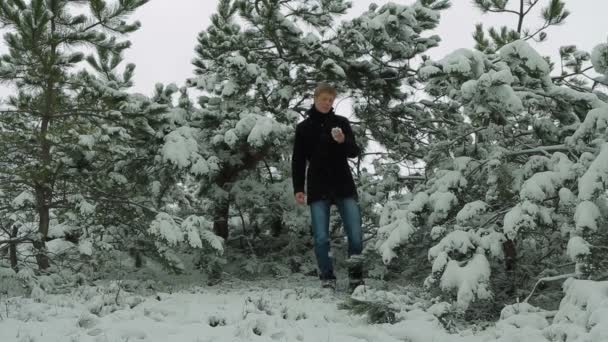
[314,92,335,114]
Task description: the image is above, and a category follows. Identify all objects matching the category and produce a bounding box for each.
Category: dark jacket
[291,106,360,204]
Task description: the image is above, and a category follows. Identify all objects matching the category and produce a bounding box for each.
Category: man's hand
[331,127,345,144]
[295,192,306,205]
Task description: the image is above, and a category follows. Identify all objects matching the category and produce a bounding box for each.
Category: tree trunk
[31,13,57,271]
[9,225,18,271]
[270,216,283,237]
[503,238,517,271]
[213,200,230,240]
[34,191,51,270]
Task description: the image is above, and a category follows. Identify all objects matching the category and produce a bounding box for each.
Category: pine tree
[185,0,453,245]
[472,0,570,53]
[375,1,608,311]
[0,0,148,270]
[186,0,350,240]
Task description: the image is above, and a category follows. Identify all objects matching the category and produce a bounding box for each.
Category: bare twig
[524,273,578,303]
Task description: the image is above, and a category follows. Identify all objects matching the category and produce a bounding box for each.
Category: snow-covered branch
[524,273,578,303]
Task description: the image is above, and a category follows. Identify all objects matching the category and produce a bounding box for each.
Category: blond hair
[314,83,337,98]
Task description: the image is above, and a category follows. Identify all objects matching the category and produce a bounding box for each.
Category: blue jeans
[310,197,362,280]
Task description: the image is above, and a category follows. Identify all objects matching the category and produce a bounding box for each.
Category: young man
[291,83,364,291]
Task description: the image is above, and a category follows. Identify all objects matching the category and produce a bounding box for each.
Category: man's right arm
[291,124,306,196]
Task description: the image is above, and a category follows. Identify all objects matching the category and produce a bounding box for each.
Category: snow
[578,142,608,201]
[552,152,575,181]
[490,69,515,85]
[108,172,128,185]
[503,201,538,240]
[148,213,182,246]
[180,215,223,252]
[567,235,591,261]
[0,278,429,342]
[223,128,239,147]
[378,216,417,264]
[520,171,562,202]
[430,225,446,240]
[150,181,161,197]
[78,134,95,149]
[78,199,96,215]
[558,187,576,208]
[429,191,458,221]
[246,63,260,76]
[408,192,429,212]
[550,86,604,110]
[461,70,524,115]
[551,279,608,341]
[181,216,205,249]
[161,126,202,169]
[456,200,488,226]
[247,115,287,148]
[229,55,247,68]
[476,230,505,258]
[499,302,549,331]
[574,200,601,231]
[499,40,550,75]
[78,239,94,256]
[277,86,293,100]
[190,158,211,176]
[429,230,475,258]
[303,32,319,45]
[4,276,608,342]
[235,114,257,136]
[327,44,344,58]
[47,239,75,255]
[429,170,467,193]
[12,191,34,207]
[567,107,608,151]
[591,43,608,75]
[48,222,78,239]
[453,157,473,172]
[418,64,441,80]
[431,251,449,273]
[489,84,524,113]
[439,48,486,77]
[221,80,238,97]
[461,80,478,99]
[523,155,551,178]
[439,253,492,311]
[321,58,346,78]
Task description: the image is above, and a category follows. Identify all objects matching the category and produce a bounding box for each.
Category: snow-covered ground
[2,274,608,342]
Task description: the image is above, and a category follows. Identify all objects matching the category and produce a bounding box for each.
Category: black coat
[291,106,360,204]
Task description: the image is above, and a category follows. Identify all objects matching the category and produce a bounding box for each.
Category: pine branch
[551,66,594,81]
[397,175,426,182]
[0,234,34,247]
[523,0,541,16]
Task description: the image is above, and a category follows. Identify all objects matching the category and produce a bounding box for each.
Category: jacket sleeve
[291,124,306,194]
[338,118,361,158]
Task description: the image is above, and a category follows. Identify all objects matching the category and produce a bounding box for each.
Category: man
[291,83,364,291]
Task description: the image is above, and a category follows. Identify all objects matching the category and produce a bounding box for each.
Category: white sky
[0,0,607,97]
[122,0,608,95]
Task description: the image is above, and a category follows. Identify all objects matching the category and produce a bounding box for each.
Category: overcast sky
[122,0,607,95]
[0,0,607,98]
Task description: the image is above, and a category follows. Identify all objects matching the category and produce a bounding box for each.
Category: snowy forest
[1,0,608,341]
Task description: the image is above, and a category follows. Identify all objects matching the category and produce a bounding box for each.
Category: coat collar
[306,105,335,121]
